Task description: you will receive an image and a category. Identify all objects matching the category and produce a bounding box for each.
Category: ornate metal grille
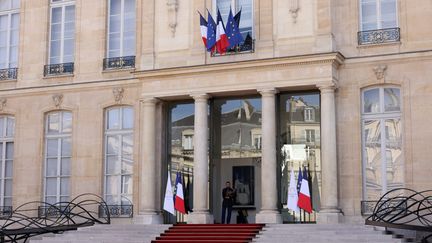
[0,68,18,80]
[44,63,74,76]
[0,207,12,219]
[103,56,135,70]
[38,205,71,218]
[99,205,133,218]
[358,28,400,45]
[212,39,255,57]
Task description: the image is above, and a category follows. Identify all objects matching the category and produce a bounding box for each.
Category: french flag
[216,9,230,54]
[297,167,313,213]
[174,172,187,214]
[199,12,207,46]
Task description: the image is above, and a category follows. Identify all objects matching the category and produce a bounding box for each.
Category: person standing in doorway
[222,181,235,224]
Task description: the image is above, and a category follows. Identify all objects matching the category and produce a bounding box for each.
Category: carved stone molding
[289,0,300,23]
[167,0,179,37]
[52,94,63,108]
[373,64,387,81]
[0,98,6,111]
[113,87,124,104]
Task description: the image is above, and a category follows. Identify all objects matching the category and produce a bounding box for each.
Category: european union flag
[226,8,244,48]
[206,10,217,53]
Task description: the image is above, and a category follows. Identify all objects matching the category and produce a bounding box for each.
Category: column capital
[317,81,338,93]
[190,93,210,102]
[258,88,278,97]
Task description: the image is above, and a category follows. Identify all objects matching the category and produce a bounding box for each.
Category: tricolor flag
[206,10,217,53]
[296,166,303,194]
[297,167,313,213]
[287,169,300,213]
[174,172,187,214]
[225,8,244,48]
[163,171,175,216]
[216,9,230,54]
[199,12,208,47]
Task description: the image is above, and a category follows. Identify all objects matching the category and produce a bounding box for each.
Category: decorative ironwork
[44,63,74,76]
[0,193,110,243]
[0,207,12,219]
[358,27,400,45]
[361,199,407,216]
[365,188,432,242]
[212,38,255,57]
[103,56,135,70]
[99,205,133,218]
[0,68,18,80]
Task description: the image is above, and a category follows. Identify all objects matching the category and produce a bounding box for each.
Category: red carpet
[151,224,265,243]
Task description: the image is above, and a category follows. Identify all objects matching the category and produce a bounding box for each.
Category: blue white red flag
[199,12,208,47]
[175,172,187,214]
[216,9,230,54]
[297,167,313,213]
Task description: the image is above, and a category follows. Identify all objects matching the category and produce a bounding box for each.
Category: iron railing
[212,39,255,57]
[99,204,133,218]
[44,62,74,76]
[0,207,12,219]
[103,56,135,70]
[0,68,18,80]
[365,188,432,243]
[0,193,110,243]
[358,27,400,45]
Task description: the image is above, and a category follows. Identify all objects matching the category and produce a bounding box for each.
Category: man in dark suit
[221,181,235,224]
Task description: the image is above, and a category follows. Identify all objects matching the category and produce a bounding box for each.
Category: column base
[133,212,163,224]
[187,211,214,224]
[316,209,344,224]
[256,210,282,224]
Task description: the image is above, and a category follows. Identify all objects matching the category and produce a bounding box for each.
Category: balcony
[98,204,133,218]
[0,206,12,219]
[212,39,255,57]
[0,68,18,80]
[38,205,71,218]
[44,63,74,76]
[358,27,400,45]
[103,56,135,70]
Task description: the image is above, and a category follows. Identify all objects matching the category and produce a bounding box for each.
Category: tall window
[362,87,403,200]
[44,111,72,204]
[0,0,20,70]
[0,116,14,208]
[104,106,133,206]
[107,0,135,58]
[49,0,75,65]
[360,0,397,31]
[215,0,253,38]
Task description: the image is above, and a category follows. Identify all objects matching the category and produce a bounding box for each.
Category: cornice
[133,52,345,79]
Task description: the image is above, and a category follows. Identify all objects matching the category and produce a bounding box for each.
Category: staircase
[253,224,404,243]
[152,224,265,243]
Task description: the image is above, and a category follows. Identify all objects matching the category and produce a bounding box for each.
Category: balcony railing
[44,62,74,76]
[212,39,255,57]
[38,205,71,218]
[0,68,18,80]
[358,27,400,45]
[103,56,135,70]
[98,204,133,218]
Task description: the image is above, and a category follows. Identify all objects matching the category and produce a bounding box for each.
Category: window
[252,134,261,150]
[305,129,315,143]
[107,0,135,58]
[360,0,397,31]
[104,106,133,207]
[362,87,403,200]
[304,107,315,122]
[0,116,14,208]
[44,111,72,204]
[182,131,194,150]
[0,0,20,79]
[49,0,75,65]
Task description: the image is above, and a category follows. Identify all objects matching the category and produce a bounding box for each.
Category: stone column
[317,84,342,224]
[188,94,214,224]
[134,98,163,224]
[256,88,282,224]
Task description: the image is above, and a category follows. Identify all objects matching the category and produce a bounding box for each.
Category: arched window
[362,87,403,200]
[44,111,72,204]
[0,116,14,207]
[104,106,133,207]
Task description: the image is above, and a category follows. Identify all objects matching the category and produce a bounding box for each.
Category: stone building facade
[0,0,431,224]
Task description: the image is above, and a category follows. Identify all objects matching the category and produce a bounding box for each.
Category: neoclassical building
[0,0,431,225]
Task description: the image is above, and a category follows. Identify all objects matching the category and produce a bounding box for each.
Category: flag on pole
[174,172,187,214]
[234,8,242,29]
[287,169,300,212]
[297,167,313,213]
[296,167,303,194]
[216,9,230,54]
[225,7,244,48]
[199,12,208,47]
[163,171,175,215]
[206,10,217,53]
[312,169,321,211]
